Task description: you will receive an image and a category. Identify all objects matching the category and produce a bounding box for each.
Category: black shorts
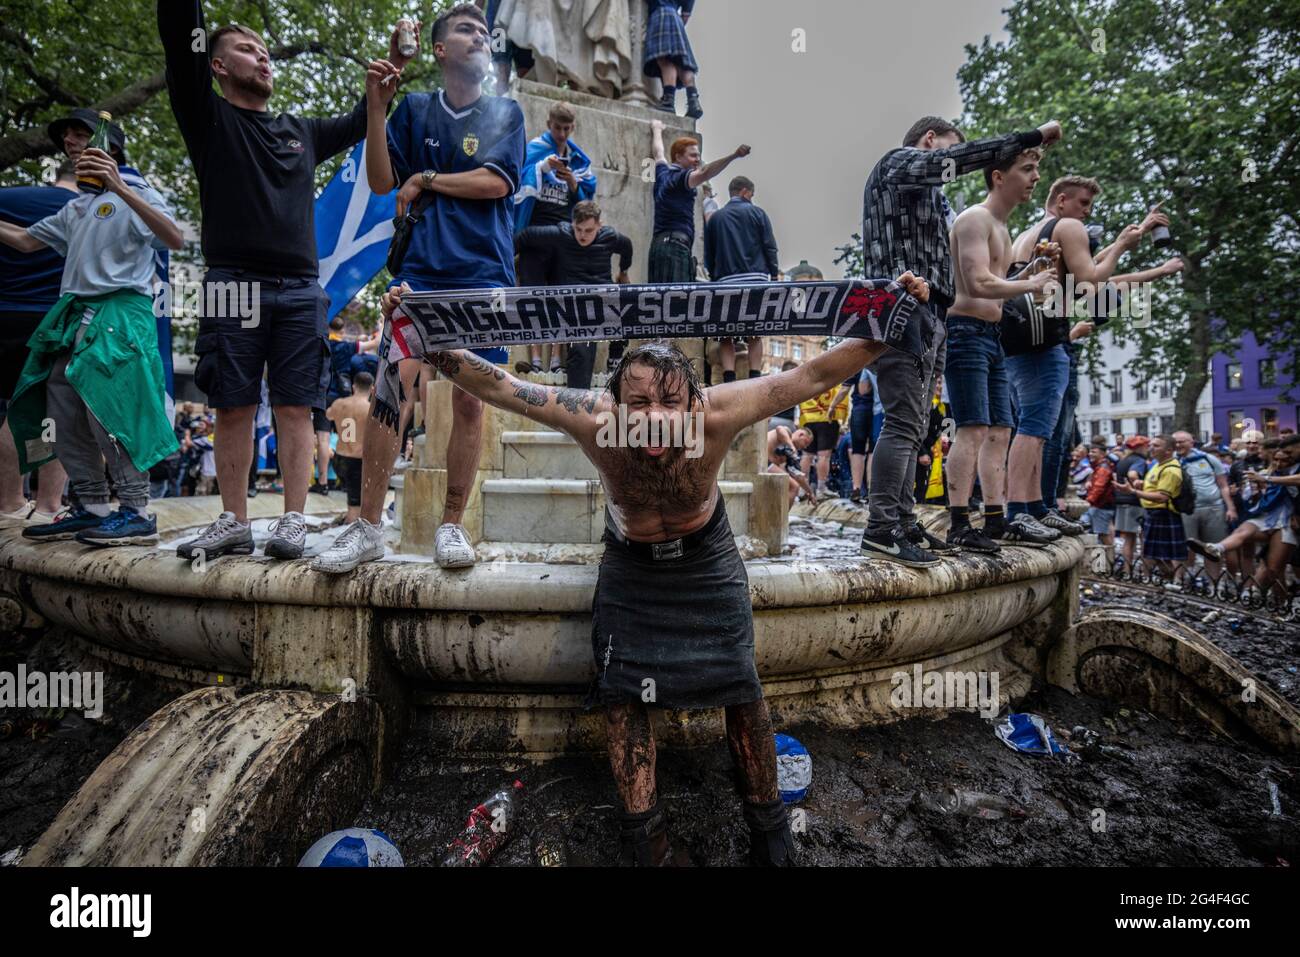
[0,312,44,403]
[806,421,840,455]
[194,268,330,409]
[334,453,362,507]
[312,407,329,433]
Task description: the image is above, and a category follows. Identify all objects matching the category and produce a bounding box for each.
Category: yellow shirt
[799,386,839,426]
[1141,458,1182,510]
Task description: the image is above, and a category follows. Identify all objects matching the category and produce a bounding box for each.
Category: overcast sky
[690,0,1011,278]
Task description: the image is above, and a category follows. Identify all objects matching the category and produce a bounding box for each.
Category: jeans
[866,302,947,534]
[1040,355,1079,502]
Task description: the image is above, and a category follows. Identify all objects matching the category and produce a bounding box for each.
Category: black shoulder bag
[999,218,1071,356]
[386,94,439,277]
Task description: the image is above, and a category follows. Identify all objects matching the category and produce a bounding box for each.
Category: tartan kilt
[644,8,699,75]
[648,234,696,283]
[1142,508,1187,561]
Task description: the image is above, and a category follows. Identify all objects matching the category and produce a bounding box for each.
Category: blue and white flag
[315,140,396,321]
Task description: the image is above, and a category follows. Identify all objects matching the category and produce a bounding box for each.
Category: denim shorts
[944,315,1013,429]
[1005,344,1070,439]
[1088,506,1115,534]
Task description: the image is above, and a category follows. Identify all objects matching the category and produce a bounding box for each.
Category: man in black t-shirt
[159,2,410,562]
[514,202,633,388]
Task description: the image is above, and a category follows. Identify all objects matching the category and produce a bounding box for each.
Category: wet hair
[432,2,486,46]
[984,148,1041,190]
[608,342,704,409]
[353,371,374,390]
[903,116,964,148]
[572,200,601,224]
[729,175,754,196]
[209,23,267,60]
[670,137,699,163]
[55,159,76,180]
[329,315,345,332]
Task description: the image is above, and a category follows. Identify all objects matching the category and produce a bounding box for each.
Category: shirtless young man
[377,272,928,866]
[766,424,815,505]
[1005,169,1156,539]
[325,372,372,523]
[943,148,1056,551]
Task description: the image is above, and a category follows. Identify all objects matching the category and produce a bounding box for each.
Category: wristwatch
[421,169,438,189]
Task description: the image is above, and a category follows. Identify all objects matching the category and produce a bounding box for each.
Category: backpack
[1155,459,1197,514]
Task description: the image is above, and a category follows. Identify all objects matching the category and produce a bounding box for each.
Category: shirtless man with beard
[377,272,929,866]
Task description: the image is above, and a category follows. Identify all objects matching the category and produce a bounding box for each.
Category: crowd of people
[0,1,1293,866]
[1070,429,1300,593]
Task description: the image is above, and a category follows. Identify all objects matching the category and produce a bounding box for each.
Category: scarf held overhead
[372,278,921,427]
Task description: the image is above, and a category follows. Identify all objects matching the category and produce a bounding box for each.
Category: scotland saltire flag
[315,140,396,321]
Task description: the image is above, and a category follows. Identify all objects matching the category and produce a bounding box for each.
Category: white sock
[85,503,112,517]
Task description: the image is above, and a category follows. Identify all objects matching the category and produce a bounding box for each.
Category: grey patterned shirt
[861,129,1044,305]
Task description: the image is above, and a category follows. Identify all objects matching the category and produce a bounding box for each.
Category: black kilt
[587,496,763,710]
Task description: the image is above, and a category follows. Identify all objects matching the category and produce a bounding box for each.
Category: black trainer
[860,527,940,568]
[1041,508,1086,536]
[904,522,958,555]
[947,524,1001,554]
[998,513,1060,548]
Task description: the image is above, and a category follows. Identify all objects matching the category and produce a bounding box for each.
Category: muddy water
[356,685,1298,866]
[1081,582,1300,709]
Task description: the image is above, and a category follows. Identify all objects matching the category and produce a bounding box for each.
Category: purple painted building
[1211,331,1297,440]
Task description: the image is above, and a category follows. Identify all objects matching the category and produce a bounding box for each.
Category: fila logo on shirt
[93,202,115,220]
[425,138,440,148]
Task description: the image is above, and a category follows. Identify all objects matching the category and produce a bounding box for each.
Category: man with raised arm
[373,271,929,866]
[159,1,412,562]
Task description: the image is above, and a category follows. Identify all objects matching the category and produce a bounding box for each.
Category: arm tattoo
[556,387,597,415]
[463,351,506,381]
[513,382,548,407]
[430,352,461,377]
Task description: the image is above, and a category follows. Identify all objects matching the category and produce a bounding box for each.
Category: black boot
[743,798,799,866]
[618,802,676,866]
[656,85,677,114]
[685,87,703,119]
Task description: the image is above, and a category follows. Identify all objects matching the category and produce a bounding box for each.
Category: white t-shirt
[27,177,172,297]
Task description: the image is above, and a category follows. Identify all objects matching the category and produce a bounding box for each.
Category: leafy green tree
[840,0,1299,426]
[961,0,1299,425]
[2,1,455,350]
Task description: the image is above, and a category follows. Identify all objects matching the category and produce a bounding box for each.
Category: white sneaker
[26,509,58,525]
[0,502,34,520]
[435,523,476,568]
[311,518,386,574]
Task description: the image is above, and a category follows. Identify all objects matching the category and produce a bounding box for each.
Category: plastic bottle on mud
[918,787,1024,820]
[442,780,524,867]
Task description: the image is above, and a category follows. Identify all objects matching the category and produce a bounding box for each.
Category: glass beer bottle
[76,111,114,195]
